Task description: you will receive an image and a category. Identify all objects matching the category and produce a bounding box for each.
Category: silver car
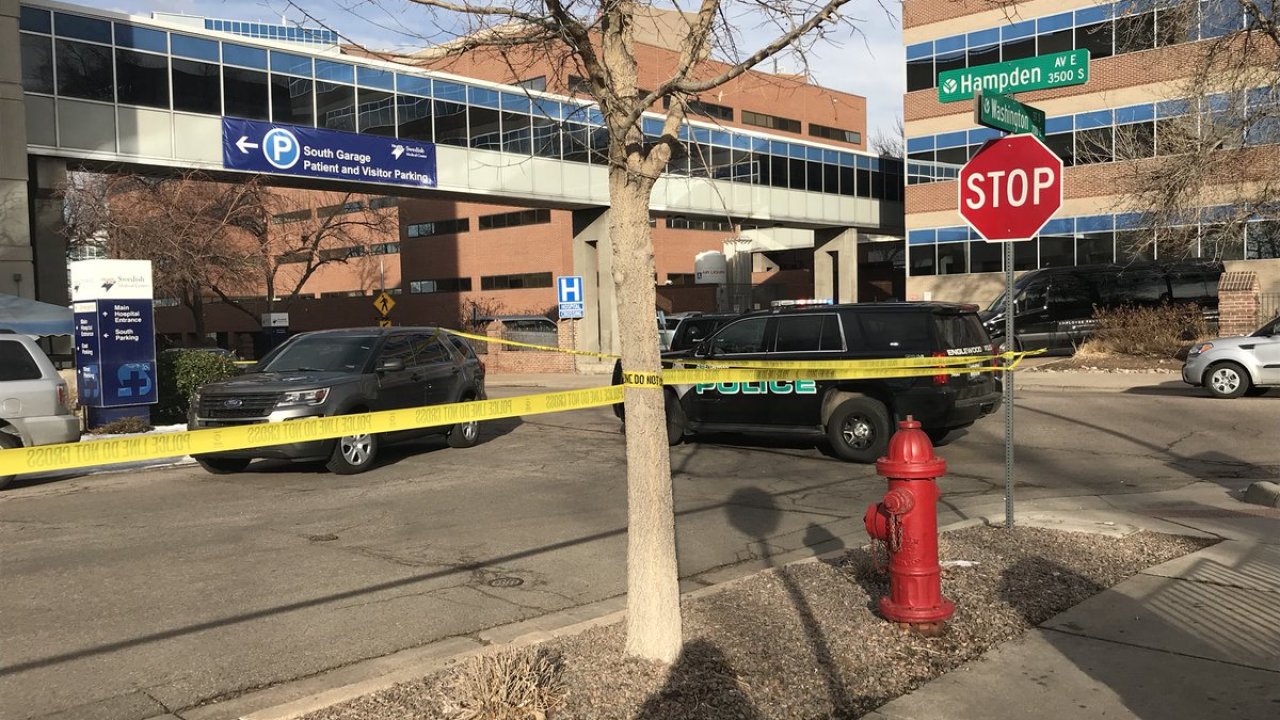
[1182,316,1280,398]
[0,333,80,488]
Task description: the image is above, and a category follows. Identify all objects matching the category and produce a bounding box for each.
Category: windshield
[986,291,1006,313]
[672,318,728,351]
[259,335,378,373]
[1253,316,1280,337]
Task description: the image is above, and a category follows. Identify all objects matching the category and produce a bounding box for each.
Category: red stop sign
[958,135,1063,241]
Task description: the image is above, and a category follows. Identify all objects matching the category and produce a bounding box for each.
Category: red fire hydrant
[864,416,954,634]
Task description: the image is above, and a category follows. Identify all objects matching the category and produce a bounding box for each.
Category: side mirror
[377,357,405,373]
[693,340,712,358]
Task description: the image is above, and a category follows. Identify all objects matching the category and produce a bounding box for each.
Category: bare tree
[308,0,870,662]
[872,114,904,159]
[1112,0,1280,261]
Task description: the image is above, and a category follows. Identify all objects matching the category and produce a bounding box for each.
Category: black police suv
[615,302,1001,463]
[190,327,486,475]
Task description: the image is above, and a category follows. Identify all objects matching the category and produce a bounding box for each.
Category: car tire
[326,432,379,474]
[448,397,481,449]
[666,391,686,447]
[1206,362,1251,399]
[0,432,21,489]
[826,398,891,463]
[1245,387,1270,397]
[196,457,251,474]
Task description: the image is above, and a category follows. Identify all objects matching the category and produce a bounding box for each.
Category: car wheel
[1245,387,1270,397]
[826,398,890,463]
[1206,362,1251,399]
[0,432,21,489]
[327,432,379,474]
[448,397,481,449]
[666,391,686,447]
[196,457,251,474]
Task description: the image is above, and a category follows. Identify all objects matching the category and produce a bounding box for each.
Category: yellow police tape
[444,329,622,360]
[0,352,1034,477]
[0,386,622,477]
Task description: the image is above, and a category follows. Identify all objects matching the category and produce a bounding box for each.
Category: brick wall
[1217,271,1260,337]
[480,319,580,373]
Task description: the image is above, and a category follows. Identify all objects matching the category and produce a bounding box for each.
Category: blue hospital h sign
[557,276,584,319]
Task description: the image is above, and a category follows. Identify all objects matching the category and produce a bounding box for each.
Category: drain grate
[487,576,525,588]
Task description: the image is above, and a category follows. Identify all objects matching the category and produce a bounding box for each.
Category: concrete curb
[1243,480,1280,508]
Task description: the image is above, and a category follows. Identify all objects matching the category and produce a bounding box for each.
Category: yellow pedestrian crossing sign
[373,291,396,316]
[378,318,392,328]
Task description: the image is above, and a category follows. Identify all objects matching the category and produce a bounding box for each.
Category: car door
[688,316,774,425]
[1248,318,1280,385]
[1012,280,1054,351]
[372,334,422,413]
[408,331,464,408]
[1046,274,1097,351]
[764,313,843,425]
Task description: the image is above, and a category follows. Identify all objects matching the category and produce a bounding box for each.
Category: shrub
[154,350,238,423]
[88,416,152,435]
[1078,304,1209,358]
[443,648,565,720]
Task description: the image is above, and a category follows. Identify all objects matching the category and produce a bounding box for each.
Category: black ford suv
[190,327,485,474]
[617,303,1001,462]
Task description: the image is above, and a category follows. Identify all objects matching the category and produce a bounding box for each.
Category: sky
[106,0,905,143]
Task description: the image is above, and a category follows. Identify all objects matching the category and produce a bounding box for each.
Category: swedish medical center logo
[262,128,301,170]
[222,118,438,189]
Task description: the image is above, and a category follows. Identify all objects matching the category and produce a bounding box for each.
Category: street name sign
[222,118,438,188]
[958,134,1063,241]
[938,49,1089,103]
[975,92,1045,139]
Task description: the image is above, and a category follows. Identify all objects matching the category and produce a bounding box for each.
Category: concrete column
[572,208,617,355]
[29,157,68,306]
[814,227,859,303]
[722,237,753,313]
[0,0,35,298]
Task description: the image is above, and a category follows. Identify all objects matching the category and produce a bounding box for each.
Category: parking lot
[2,373,1276,720]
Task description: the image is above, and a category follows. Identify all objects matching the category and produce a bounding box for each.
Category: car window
[0,341,42,381]
[409,333,452,366]
[709,318,769,355]
[446,334,476,358]
[1017,283,1048,312]
[773,314,843,352]
[1254,317,1280,337]
[935,314,990,354]
[1048,276,1096,320]
[378,335,415,368]
[257,335,378,372]
[857,313,933,352]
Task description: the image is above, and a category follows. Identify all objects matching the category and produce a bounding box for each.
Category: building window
[809,123,862,144]
[317,200,364,218]
[20,34,54,95]
[172,58,220,115]
[316,81,355,132]
[480,272,553,290]
[516,76,546,91]
[667,273,696,286]
[407,218,469,238]
[224,67,271,121]
[742,110,801,134]
[662,96,734,121]
[478,208,551,230]
[271,75,314,126]
[55,39,113,102]
[667,217,734,232]
[410,277,472,294]
[369,196,399,210]
[272,209,313,224]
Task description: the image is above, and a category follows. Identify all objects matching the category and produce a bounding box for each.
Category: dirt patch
[305,526,1209,720]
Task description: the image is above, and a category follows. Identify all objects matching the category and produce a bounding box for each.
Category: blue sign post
[222,119,438,188]
[557,276,585,320]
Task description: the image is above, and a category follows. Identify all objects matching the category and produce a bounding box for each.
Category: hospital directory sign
[222,118,438,188]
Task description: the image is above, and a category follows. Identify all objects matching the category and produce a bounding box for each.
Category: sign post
[958,134,1063,528]
[70,260,158,429]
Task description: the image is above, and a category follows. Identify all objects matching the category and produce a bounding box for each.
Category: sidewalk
[871,482,1280,720]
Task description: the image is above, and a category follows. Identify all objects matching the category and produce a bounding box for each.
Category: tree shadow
[634,639,763,720]
[724,487,857,717]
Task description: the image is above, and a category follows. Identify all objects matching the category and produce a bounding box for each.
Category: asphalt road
[2,375,1275,720]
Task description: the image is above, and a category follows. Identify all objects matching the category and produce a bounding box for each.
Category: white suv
[0,333,80,488]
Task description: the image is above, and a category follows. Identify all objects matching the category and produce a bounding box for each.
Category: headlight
[277,388,330,407]
[1189,342,1214,356]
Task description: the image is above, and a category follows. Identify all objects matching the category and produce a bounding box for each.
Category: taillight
[932,351,949,385]
[57,385,69,412]
[991,343,1002,369]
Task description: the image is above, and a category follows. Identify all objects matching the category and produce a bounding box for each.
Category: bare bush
[1078,304,1209,358]
[443,648,565,720]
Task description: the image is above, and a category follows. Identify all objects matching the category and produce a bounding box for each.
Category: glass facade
[17,3,901,201]
[908,209,1278,277]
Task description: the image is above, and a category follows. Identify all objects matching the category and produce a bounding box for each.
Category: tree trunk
[610,164,683,663]
[189,289,206,342]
